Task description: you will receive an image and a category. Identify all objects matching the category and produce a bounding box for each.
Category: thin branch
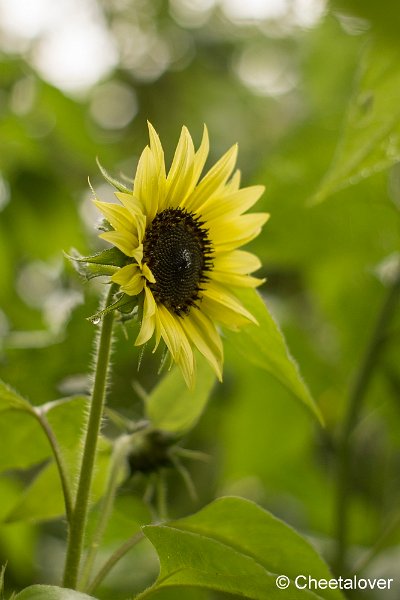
[33,408,73,522]
[86,531,144,594]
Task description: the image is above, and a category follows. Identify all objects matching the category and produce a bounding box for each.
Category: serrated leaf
[0,379,34,413]
[145,356,216,436]
[312,40,400,204]
[138,497,344,600]
[226,289,321,423]
[15,585,97,600]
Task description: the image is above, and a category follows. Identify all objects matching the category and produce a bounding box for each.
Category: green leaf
[0,379,34,413]
[15,585,97,600]
[139,497,344,600]
[5,462,65,523]
[44,397,89,486]
[5,438,111,523]
[312,40,400,204]
[226,289,321,423]
[1,395,111,522]
[0,411,50,472]
[145,356,216,436]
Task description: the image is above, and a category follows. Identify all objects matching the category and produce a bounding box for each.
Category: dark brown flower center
[143,208,213,315]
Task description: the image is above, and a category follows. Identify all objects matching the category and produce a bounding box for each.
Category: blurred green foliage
[1,0,400,599]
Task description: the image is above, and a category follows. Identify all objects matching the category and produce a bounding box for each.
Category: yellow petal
[210,213,270,251]
[133,146,159,220]
[224,169,241,194]
[136,213,147,245]
[181,309,223,381]
[135,287,157,346]
[99,230,138,257]
[157,304,182,361]
[190,125,209,189]
[135,313,155,346]
[114,192,145,219]
[143,285,156,317]
[135,315,155,346]
[176,325,195,389]
[121,275,145,296]
[93,200,133,232]
[147,122,166,181]
[111,263,139,285]
[153,307,162,352]
[201,296,253,331]
[210,271,265,288]
[213,250,262,274]
[147,122,167,208]
[111,264,144,296]
[199,185,265,222]
[132,244,143,265]
[142,262,156,283]
[202,281,257,324]
[183,144,238,212]
[165,126,195,208]
[155,305,194,387]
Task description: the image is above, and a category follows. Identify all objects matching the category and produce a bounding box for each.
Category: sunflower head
[92,123,269,387]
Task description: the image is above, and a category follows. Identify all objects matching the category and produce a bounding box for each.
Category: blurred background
[1,0,400,598]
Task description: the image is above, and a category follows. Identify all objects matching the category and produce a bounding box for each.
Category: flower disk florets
[143,208,213,316]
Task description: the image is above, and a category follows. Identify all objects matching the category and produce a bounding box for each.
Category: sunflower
[93,123,269,387]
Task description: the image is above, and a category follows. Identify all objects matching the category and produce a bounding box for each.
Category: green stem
[334,275,400,574]
[86,531,144,594]
[80,434,132,590]
[34,408,73,522]
[63,284,117,589]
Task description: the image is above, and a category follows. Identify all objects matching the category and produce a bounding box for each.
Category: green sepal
[96,158,132,194]
[65,247,127,280]
[87,293,138,323]
[66,247,127,267]
[80,263,119,280]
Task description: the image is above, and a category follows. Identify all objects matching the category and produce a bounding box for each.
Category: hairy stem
[334,274,400,574]
[63,284,116,589]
